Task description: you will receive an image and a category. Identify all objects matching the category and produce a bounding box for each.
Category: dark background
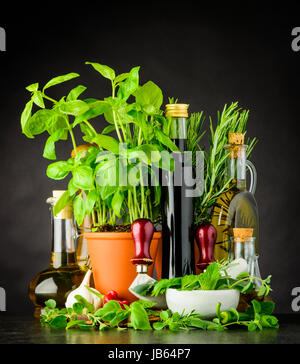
[0,5,299,315]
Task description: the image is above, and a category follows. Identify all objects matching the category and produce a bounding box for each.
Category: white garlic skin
[65,269,102,310]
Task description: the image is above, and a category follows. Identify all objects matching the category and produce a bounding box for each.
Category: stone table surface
[0,314,299,344]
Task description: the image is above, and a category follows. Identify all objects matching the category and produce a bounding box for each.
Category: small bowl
[166,288,240,318]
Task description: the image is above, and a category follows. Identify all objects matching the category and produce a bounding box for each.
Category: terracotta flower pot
[85,232,162,302]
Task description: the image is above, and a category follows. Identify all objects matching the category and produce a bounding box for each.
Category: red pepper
[118,300,129,309]
[102,290,129,309]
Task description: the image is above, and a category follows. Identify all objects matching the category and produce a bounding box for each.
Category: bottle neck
[50,209,77,268]
[170,117,187,139]
[226,146,247,191]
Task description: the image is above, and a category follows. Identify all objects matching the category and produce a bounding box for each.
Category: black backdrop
[0,5,299,314]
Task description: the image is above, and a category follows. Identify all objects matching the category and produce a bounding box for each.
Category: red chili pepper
[102,291,129,309]
[118,300,129,309]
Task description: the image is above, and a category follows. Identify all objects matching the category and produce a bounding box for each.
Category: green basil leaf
[92,134,120,154]
[47,113,68,138]
[21,100,34,138]
[134,81,163,111]
[74,294,95,313]
[73,101,109,127]
[66,320,86,330]
[53,191,72,217]
[45,299,56,309]
[59,100,89,116]
[68,178,79,196]
[117,66,140,101]
[32,90,45,108]
[155,129,180,152]
[130,301,152,331]
[114,73,129,84]
[72,302,85,315]
[188,318,209,330]
[73,166,94,190]
[160,311,170,321]
[26,109,54,137]
[95,300,123,318]
[49,315,68,329]
[47,161,72,180]
[110,311,130,328]
[153,322,166,331]
[198,262,221,290]
[111,189,124,217]
[26,83,39,92]
[85,190,98,215]
[86,62,115,81]
[43,73,79,91]
[67,85,87,101]
[73,194,85,226]
[102,125,116,134]
[260,301,275,315]
[248,321,258,332]
[43,129,65,160]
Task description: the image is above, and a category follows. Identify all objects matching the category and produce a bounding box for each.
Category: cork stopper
[233,228,253,242]
[228,133,245,145]
[165,104,189,118]
[47,190,73,219]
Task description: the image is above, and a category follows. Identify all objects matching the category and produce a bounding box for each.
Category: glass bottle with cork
[211,133,259,262]
[29,190,85,318]
[161,104,195,278]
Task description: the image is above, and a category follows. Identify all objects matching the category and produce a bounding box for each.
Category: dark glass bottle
[161,104,195,278]
[29,191,85,318]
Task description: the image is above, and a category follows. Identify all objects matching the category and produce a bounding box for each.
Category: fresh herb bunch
[21,63,181,228]
[41,293,278,332]
[132,262,271,298]
[193,102,258,224]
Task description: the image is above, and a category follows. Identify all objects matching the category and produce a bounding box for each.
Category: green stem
[83,120,97,135]
[111,82,123,143]
[229,276,264,290]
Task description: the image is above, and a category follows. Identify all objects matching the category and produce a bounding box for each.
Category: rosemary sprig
[194,102,258,224]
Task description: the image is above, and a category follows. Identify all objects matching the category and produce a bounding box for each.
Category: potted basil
[21,62,180,301]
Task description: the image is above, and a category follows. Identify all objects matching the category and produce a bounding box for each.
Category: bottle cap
[233,228,253,242]
[228,133,245,145]
[165,104,189,118]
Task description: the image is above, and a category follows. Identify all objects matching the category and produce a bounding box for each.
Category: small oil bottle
[211,133,259,261]
[29,191,85,318]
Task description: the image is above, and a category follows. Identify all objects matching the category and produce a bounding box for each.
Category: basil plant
[21,62,179,229]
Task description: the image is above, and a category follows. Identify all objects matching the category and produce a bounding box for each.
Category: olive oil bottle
[29,191,85,318]
[161,104,195,278]
[211,133,259,261]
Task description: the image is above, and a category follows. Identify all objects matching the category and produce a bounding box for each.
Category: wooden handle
[195,224,217,272]
[131,219,154,266]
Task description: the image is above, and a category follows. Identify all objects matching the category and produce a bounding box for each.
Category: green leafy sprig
[132,262,272,298]
[41,293,278,332]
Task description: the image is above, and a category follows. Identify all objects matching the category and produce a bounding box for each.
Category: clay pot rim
[84,231,162,240]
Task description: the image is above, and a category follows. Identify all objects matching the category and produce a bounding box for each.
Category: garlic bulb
[65,269,102,310]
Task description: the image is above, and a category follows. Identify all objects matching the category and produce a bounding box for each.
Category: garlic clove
[65,269,103,310]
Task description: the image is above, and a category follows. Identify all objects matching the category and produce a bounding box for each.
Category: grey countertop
[0,314,299,344]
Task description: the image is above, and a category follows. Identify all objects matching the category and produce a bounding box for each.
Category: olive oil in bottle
[161,104,195,278]
[29,191,85,318]
[211,133,259,261]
